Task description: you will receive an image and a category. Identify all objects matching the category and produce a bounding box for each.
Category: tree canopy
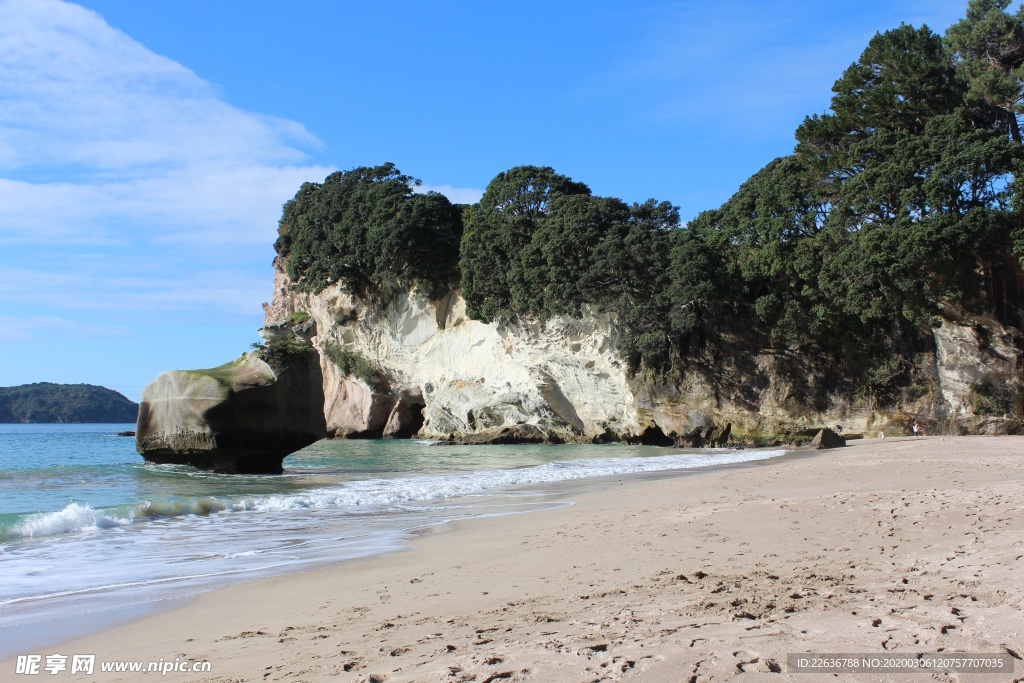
[275,163,463,299]
[274,0,1024,405]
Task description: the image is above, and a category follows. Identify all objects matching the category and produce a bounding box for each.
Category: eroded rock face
[382,389,426,439]
[322,366,394,438]
[444,423,560,445]
[270,279,640,443]
[262,260,1024,444]
[136,349,327,473]
[932,315,1024,429]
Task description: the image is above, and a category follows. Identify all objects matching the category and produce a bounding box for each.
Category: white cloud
[0,0,335,320]
[0,164,331,248]
[0,0,318,173]
[0,0,333,249]
[0,315,130,342]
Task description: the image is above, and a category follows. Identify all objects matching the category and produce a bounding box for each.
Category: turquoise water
[0,424,785,656]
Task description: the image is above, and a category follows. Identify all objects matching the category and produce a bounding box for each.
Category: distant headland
[0,383,138,423]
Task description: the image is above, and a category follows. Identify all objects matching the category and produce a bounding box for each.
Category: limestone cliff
[265,265,637,443]
[136,260,1022,473]
[263,262,1024,445]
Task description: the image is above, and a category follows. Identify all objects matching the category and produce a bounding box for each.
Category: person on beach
[835,424,843,435]
[913,421,920,439]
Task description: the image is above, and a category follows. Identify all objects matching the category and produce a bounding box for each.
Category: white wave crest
[12,503,133,538]
[234,449,787,513]
[9,449,785,540]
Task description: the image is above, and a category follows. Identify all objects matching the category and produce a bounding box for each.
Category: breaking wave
[5,448,785,541]
[11,502,133,539]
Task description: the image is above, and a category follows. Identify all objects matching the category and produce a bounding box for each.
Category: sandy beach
[7,435,1023,682]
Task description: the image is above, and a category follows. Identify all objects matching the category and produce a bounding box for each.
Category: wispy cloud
[0,0,333,322]
[0,315,130,342]
[0,265,270,315]
[0,0,317,174]
[0,165,330,249]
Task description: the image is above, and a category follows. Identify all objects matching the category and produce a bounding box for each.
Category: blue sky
[0,0,981,400]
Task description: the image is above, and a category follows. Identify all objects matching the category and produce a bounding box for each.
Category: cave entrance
[638,425,674,447]
[384,398,426,439]
[402,401,426,438]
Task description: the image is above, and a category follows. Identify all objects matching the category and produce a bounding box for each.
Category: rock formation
[135,335,327,474]
[808,428,846,450]
[136,259,1024,473]
[263,258,1024,449]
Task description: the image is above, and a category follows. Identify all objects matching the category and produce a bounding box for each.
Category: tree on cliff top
[275,163,462,300]
[460,166,592,322]
[946,0,1024,143]
[268,0,1024,407]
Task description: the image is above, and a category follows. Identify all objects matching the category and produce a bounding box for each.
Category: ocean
[0,424,784,657]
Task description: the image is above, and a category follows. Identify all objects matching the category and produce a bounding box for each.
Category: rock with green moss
[135,347,327,474]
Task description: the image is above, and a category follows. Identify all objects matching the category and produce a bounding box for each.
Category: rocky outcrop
[138,261,1024,473]
[444,423,561,445]
[931,314,1023,432]
[259,260,1024,447]
[135,343,327,473]
[809,428,846,450]
[266,275,640,444]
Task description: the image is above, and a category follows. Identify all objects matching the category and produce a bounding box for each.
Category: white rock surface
[263,262,1024,440]
[932,315,1022,417]
[266,274,639,440]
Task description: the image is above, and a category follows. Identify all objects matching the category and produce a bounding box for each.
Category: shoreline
[0,444,796,660]
[6,436,1022,681]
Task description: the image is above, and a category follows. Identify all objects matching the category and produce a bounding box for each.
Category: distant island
[0,383,138,423]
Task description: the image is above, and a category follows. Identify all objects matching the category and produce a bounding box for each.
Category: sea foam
[8,448,784,541]
[233,448,785,512]
[12,502,133,538]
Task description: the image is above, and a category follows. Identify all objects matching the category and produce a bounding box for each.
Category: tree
[274,163,462,299]
[797,24,961,203]
[460,166,590,321]
[477,165,591,218]
[689,156,831,345]
[793,25,1000,330]
[946,0,1024,143]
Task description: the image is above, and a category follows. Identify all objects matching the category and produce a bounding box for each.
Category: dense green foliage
[275,163,463,300]
[458,166,718,369]
[251,334,311,374]
[283,311,310,327]
[275,0,1024,406]
[969,379,1012,415]
[0,383,138,423]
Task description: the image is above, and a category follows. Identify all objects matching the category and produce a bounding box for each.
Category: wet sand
[6,435,1023,682]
